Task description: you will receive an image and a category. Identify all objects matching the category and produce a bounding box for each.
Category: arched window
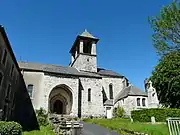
[88,88,91,102]
[142,98,146,107]
[27,84,33,98]
[0,72,3,87]
[137,98,140,106]
[109,84,113,99]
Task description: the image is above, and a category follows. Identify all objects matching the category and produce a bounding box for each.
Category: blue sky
[1,0,172,90]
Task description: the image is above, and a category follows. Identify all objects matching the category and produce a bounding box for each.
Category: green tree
[149,2,180,55]
[150,51,180,108]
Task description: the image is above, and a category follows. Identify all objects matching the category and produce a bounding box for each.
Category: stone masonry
[18,30,159,118]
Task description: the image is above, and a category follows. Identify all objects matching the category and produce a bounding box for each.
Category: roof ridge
[18,61,70,68]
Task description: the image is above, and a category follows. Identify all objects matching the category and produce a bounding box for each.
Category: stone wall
[21,71,127,118]
[43,74,79,117]
[115,96,148,116]
[22,71,44,109]
[80,77,105,117]
[102,77,124,101]
[71,54,97,72]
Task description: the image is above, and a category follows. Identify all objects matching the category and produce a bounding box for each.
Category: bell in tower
[69,29,99,72]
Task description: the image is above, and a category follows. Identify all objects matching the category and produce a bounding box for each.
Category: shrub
[131,108,180,122]
[37,116,49,126]
[35,108,49,126]
[0,121,22,135]
[35,108,48,119]
[113,107,125,118]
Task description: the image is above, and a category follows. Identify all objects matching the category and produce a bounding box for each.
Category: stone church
[18,30,159,118]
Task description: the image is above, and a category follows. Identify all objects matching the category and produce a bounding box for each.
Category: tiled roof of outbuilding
[114,85,147,103]
[104,99,113,106]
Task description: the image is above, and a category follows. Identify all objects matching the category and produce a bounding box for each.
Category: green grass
[23,126,55,135]
[84,118,169,135]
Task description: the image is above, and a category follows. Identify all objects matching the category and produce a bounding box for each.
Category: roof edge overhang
[20,68,102,79]
[69,35,99,53]
[128,94,148,97]
[98,74,124,78]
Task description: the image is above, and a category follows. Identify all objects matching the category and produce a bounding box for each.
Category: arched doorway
[53,100,63,114]
[49,84,73,115]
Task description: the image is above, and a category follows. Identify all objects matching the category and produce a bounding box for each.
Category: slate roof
[97,68,123,77]
[104,99,113,106]
[18,62,123,78]
[114,85,147,103]
[80,29,97,39]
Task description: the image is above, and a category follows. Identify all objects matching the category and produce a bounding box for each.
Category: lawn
[84,118,169,135]
[23,126,55,135]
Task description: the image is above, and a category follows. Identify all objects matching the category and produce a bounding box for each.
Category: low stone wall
[49,114,83,135]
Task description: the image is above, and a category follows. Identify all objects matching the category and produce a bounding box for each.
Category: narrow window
[2,49,7,65]
[10,65,14,77]
[0,72,3,87]
[88,88,91,102]
[27,84,33,98]
[109,84,113,99]
[137,98,140,106]
[142,98,146,107]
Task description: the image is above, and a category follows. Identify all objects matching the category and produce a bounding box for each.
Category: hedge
[131,108,180,122]
[0,121,22,135]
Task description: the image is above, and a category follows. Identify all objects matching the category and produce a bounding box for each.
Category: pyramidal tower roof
[80,29,97,39]
[70,29,99,53]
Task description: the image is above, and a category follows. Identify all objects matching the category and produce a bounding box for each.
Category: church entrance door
[53,100,63,114]
[49,84,73,115]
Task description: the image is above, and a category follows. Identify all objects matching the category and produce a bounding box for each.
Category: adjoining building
[18,29,159,118]
[0,25,38,131]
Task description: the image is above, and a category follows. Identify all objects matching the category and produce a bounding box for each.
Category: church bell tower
[69,30,99,72]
